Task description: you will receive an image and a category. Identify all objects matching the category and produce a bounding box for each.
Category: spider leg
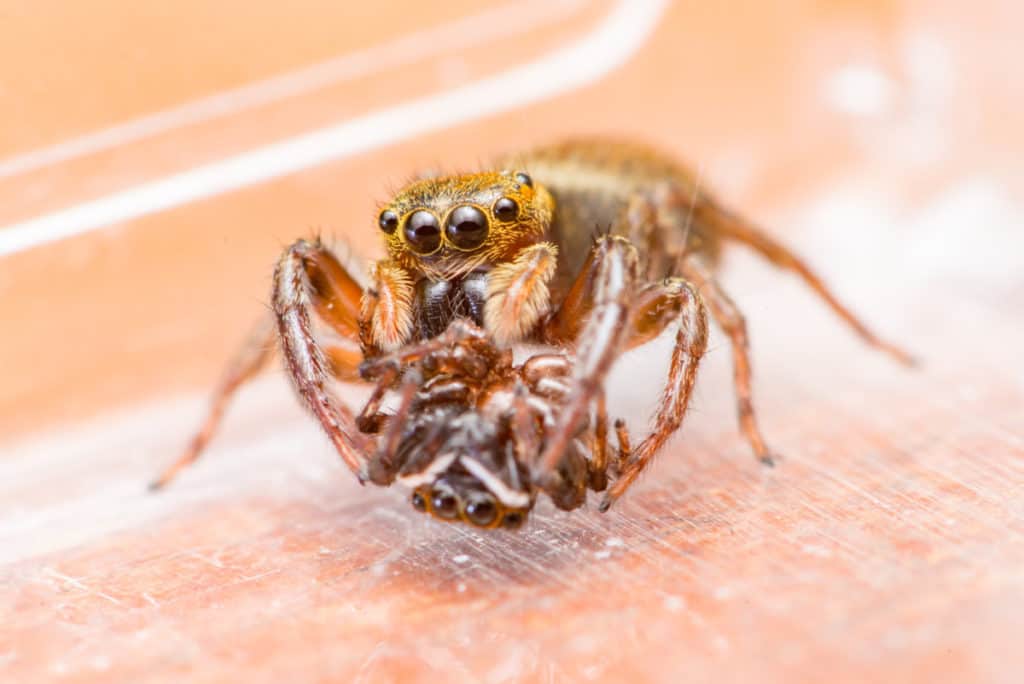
[600,277,708,510]
[268,239,389,484]
[698,200,915,366]
[534,235,639,489]
[152,239,374,489]
[358,318,490,380]
[149,315,277,490]
[590,391,610,492]
[613,419,632,472]
[679,254,775,468]
[368,367,423,484]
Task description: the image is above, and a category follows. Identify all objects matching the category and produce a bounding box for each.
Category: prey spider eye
[378,209,399,234]
[493,197,519,222]
[431,486,459,519]
[411,490,427,512]
[404,210,442,255]
[502,511,524,529]
[445,205,489,250]
[514,172,532,187]
[464,494,498,527]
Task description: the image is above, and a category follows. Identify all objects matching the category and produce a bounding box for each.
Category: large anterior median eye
[445,205,489,250]
[464,493,498,527]
[430,481,459,519]
[404,210,442,255]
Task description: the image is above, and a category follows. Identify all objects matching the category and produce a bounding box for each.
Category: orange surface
[2,2,1023,682]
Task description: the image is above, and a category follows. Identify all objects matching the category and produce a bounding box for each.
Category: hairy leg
[535,236,639,487]
[613,419,631,472]
[698,200,915,365]
[150,315,277,490]
[601,277,709,510]
[358,318,491,381]
[272,240,375,482]
[151,240,371,489]
[679,254,776,467]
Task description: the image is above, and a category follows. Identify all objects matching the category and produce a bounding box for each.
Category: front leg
[273,240,377,483]
[151,239,372,489]
[534,236,639,487]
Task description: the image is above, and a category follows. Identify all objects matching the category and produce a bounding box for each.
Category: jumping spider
[152,138,912,522]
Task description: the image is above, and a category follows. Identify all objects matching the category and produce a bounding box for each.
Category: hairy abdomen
[501,139,723,297]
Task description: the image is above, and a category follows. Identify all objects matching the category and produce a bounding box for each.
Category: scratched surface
[2,2,1023,683]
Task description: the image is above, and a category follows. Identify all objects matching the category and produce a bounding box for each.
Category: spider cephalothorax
[365,170,557,351]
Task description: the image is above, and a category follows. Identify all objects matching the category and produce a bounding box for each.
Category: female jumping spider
[152,138,912,518]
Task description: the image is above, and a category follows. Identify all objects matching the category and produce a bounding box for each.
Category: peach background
[1,2,1022,682]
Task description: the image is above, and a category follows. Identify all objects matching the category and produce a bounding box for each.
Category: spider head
[395,408,533,530]
[376,170,554,280]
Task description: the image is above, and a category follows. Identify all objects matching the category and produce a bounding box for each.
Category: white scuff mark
[663,595,685,613]
[712,585,734,601]
[801,544,833,558]
[0,0,670,258]
[594,549,612,560]
[604,536,625,547]
[452,554,471,565]
[41,568,123,606]
[825,63,894,117]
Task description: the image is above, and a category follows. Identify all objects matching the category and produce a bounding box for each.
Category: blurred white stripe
[0,0,588,181]
[0,0,668,258]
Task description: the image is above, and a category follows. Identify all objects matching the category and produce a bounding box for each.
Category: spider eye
[464,494,498,527]
[445,205,489,250]
[431,484,459,519]
[514,172,532,188]
[378,209,398,234]
[404,210,442,255]
[411,490,428,512]
[493,197,519,222]
[502,511,525,529]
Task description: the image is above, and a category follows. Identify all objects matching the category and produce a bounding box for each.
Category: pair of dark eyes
[378,197,520,255]
[411,487,500,527]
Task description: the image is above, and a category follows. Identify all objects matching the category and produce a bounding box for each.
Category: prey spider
[152,138,912,520]
[352,319,620,528]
